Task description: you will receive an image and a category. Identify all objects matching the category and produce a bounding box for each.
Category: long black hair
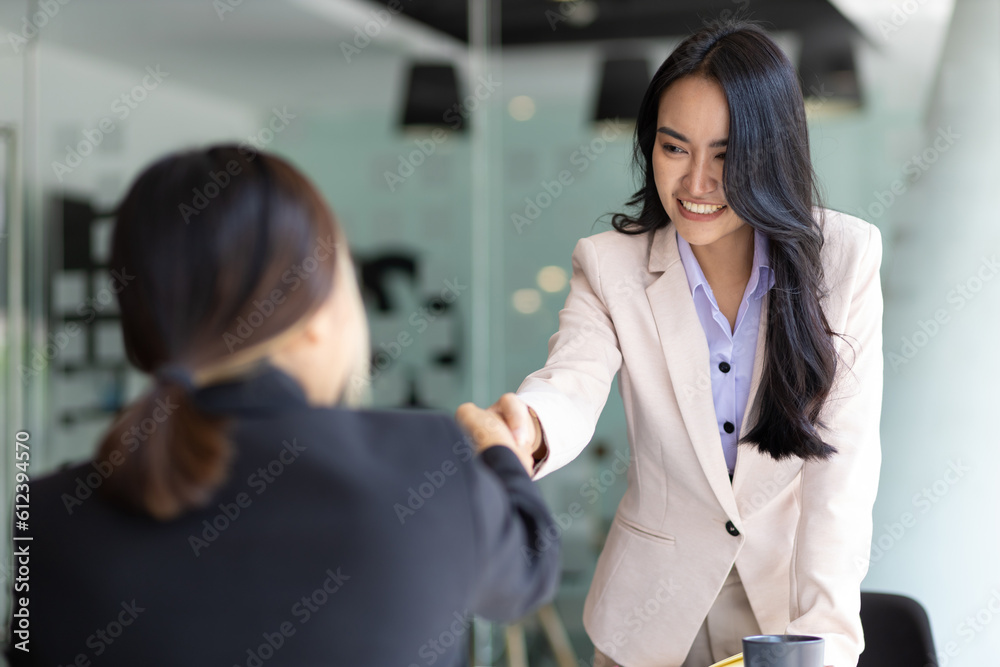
[612,20,842,462]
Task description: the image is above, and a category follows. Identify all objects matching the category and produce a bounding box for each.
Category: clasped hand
[455,393,541,474]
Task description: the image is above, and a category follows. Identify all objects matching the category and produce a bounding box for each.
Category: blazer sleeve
[458,430,561,621]
[516,236,623,479]
[785,222,884,667]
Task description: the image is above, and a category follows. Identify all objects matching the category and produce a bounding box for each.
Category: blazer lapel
[645,225,741,522]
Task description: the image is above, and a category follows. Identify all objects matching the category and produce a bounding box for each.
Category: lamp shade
[400,63,465,131]
[593,57,650,122]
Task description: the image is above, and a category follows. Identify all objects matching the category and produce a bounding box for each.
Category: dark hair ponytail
[613,20,842,461]
[98,145,342,519]
[101,383,230,520]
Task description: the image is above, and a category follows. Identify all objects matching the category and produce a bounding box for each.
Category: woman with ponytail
[477,21,882,667]
[13,146,559,666]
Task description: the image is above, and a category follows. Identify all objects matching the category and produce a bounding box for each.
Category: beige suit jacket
[517,209,883,667]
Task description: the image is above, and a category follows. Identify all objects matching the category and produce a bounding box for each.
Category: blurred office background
[0,0,997,664]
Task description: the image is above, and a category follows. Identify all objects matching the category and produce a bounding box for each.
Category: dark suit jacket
[8,364,559,666]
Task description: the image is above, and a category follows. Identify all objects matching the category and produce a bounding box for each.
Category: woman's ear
[299,297,334,346]
[270,241,371,407]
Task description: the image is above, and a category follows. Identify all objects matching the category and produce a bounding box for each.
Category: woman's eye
[717,153,727,160]
[662,144,684,154]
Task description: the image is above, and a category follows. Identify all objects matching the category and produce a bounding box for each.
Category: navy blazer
[8,364,559,666]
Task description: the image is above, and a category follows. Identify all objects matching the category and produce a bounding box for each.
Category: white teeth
[680,199,726,215]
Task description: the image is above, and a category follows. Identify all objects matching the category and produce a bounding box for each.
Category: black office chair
[858,592,937,667]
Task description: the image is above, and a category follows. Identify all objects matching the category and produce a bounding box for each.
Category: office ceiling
[0,0,952,117]
[371,0,860,45]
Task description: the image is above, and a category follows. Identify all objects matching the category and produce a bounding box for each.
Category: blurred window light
[512,288,542,314]
[508,95,536,121]
[560,0,599,28]
[537,265,568,293]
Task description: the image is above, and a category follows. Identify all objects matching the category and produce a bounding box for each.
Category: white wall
[36,42,262,207]
[30,42,265,470]
[863,1,1000,665]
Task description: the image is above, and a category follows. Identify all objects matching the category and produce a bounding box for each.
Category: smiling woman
[476,19,884,667]
[613,21,843,466]
[651,75,748,329]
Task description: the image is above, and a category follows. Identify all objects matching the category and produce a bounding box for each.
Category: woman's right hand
[455,402,534,473]
[487,393,543,456]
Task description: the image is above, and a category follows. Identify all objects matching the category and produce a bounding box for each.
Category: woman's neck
[690,224,755,291]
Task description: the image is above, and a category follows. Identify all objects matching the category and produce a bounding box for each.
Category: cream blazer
[517,209,883,667]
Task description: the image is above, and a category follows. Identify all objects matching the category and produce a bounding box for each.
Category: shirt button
[726,520,740,536]
[723,421,735,434]
[719,361,731,373]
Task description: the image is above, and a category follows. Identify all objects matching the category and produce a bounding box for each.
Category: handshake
[455,393,545,474]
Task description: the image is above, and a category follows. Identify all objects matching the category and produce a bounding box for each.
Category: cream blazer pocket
[584,514,685,663]
[587,515,677,612]
[614,515,677,545]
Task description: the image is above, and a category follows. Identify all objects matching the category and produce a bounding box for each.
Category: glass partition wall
[0,0,512,662]
[1,0,31,646]
[0,0,632,656]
